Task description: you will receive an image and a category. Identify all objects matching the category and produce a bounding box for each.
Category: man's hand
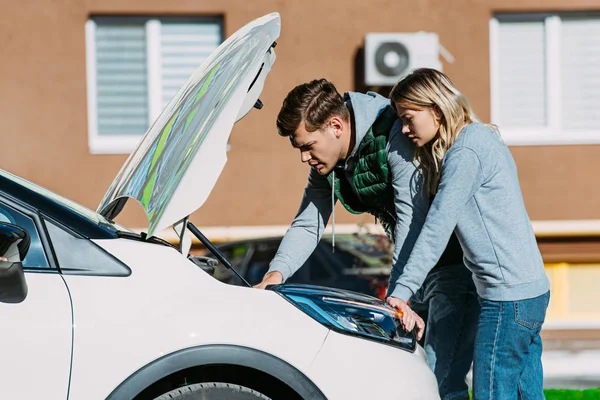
[254,271,284,290]
[386,296,425,341]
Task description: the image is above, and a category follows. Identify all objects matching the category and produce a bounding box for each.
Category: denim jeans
[473,291,550,400]
[410,263,480,400]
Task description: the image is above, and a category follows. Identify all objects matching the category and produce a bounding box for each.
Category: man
[255,79,479,400]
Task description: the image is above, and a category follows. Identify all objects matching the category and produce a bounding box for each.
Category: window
[45,220,129,276]
[85,16,223,154]
[246,242,279,285]
[0,169,130,232]
[490,12,600,145]
[0,203,50,269]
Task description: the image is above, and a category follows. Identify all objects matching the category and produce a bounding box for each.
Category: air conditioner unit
[364,32,442,86]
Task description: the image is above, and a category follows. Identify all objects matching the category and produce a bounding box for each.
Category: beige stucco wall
[1,0,599,231]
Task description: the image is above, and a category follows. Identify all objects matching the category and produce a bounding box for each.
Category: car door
[0,200,72,399]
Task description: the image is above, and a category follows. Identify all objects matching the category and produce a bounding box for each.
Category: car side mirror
[0,223,30,303]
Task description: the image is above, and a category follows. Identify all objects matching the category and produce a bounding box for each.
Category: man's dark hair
[276,79,350,142]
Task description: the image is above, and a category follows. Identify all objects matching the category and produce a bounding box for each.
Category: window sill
[88,135,144,155]
[500,129,600,146]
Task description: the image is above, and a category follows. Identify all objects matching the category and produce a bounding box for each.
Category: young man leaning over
[254,79,479,400]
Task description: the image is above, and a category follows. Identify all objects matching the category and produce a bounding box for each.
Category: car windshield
[0,169,132,233]
[321,233,393,268]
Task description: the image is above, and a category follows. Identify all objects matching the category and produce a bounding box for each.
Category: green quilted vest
[327,105,398,239]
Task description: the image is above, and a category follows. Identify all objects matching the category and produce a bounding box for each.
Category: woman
[386,68,550,399]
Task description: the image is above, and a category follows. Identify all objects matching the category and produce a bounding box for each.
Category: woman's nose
[402,124,410,135]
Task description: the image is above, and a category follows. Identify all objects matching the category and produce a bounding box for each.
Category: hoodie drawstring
[331,172,335,253]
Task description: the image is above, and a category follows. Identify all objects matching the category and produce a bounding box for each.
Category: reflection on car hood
[97,13,280,236]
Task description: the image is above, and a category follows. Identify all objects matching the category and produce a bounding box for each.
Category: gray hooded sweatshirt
[389,123,550,302]
[267,92,430,286]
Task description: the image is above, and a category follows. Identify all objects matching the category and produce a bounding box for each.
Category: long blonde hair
[389,68,480,195]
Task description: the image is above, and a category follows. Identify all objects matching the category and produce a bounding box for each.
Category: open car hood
[97,13,280,236]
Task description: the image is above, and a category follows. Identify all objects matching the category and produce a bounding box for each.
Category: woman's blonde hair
[389,68,482,195]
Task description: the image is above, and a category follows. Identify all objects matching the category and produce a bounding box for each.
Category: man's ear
[329,116,344,138]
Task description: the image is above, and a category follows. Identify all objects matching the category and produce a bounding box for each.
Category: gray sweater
[267,92,429,283]
[390,123,550,302]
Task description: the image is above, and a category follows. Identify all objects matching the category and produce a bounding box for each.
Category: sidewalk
[465,329,600,390]
[542,329,600,389]
[542,349,600,389]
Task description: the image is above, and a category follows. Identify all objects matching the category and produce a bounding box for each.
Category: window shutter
[95,22,148,135]
[160,21,221,108]
[561,17,600,131]
[497,21,547,128]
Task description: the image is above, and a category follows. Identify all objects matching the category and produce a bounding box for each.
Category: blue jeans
[411,263,480,400]
[473,291,550,400]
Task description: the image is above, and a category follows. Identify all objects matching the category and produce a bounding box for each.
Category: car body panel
[0,273,72,398]
[308,330,440,400]
[64,238,329,399]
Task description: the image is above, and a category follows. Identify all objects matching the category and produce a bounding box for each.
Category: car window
[245,241,279,285]
[223,243,251,269]
[0,169,130,233]
[211,242,250,283]
[0,203,50,269]
[45,220,130,276]
[306,245,341,281]
[323,233,393,270]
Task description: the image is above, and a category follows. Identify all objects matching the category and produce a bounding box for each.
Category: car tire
[153,382,271,400]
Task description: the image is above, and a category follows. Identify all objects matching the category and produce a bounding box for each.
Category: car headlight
[270,284,417,353]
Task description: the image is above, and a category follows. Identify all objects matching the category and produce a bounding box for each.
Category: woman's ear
[432,105,443,127]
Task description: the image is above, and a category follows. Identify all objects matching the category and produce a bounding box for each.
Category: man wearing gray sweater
[255,79,478,400]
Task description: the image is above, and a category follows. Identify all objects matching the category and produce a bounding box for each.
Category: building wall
[1,0,600,232]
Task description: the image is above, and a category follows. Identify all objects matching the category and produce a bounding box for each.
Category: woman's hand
[386,296,425,341]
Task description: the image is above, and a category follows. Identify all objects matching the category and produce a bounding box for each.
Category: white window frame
[490,14,600,146]
[85,17,221,154]
[86,19,159,154]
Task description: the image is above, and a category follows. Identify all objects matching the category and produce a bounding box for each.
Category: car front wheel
[153,382,271,400]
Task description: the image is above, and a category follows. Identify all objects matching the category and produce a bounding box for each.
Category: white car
[0,13,440,400]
